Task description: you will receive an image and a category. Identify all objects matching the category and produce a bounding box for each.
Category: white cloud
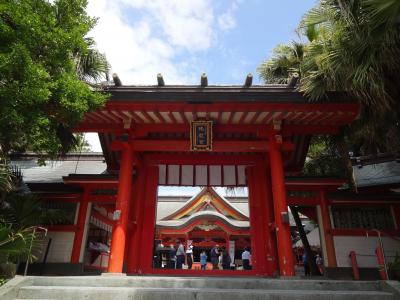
[85,0,241,150]
[217,0,241,31]
[120,0,215,51]
[86,0,217,85]
[218,12,236,31]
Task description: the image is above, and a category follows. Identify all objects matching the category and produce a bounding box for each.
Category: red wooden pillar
[263,169,279,275]
[126,162,146,273]
[375,246,388,280]
[268,137,295,276]
[125,167,139,273]
[71,189,90,263]
[319,191,337,267]
[108,147,134,273]
[138,165,159,274]
[349,251,360,280]
[248,164,279,276]
[247,166,265,275]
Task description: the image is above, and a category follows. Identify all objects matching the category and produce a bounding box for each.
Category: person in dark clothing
[242,246,251,270]
[221,246,231,270]
[210,244,220,270]
[302,252,310,276]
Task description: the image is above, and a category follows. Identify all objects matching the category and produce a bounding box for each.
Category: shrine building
[11,79,400,278]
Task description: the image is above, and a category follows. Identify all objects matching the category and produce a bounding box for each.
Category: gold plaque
[190,121,213,151]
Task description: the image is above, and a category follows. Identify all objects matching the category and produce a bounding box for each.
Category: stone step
[28,276,385,292]
[16,286,396,300]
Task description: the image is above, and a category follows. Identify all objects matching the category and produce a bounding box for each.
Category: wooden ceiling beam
[140,110,154,123]
[179,111,188,124]
[127,111,144,123]
[153,110,165,123]
[91,111,112,123]
[227,111,235,124]
[131,111,146,123]
[238,111,249,124]
[168,111,177,124]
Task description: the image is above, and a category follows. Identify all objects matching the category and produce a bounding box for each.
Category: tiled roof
[353,160,400,188]
[11,154,107,183]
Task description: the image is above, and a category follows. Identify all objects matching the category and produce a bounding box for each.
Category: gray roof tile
[11,159,107,183]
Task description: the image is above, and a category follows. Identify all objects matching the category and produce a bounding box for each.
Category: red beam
[330,229,400,236]
[74,123,339,135]
[47,225,77,232]
[127,140,294,152]
[92,210,114,227]
[74,124,124,132]
[144,153,265,165]
[285,179,345,190]
[286,197,320,206]
[104,101,360,115]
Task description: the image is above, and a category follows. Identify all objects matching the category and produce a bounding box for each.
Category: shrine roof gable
[161,187,248,221]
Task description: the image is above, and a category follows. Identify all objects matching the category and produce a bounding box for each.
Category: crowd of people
[155,240,252,270]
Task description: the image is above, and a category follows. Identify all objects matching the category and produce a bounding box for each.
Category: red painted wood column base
[108,147,134,273]
[268,138,295,276]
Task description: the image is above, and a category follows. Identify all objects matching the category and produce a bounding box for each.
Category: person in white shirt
[175,240,185,269]
[242,246,252,270]
[185,241,194,269]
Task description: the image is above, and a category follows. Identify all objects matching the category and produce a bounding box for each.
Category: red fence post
[349,251,360,280]
[375,246,388,280]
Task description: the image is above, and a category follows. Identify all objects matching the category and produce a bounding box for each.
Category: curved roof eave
[156,211,250,230]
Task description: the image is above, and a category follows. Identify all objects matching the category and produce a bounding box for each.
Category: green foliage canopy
[0,0,107,158]
[257,0,400,178]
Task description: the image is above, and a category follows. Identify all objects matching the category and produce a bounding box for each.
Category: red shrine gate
[70,85,359,276]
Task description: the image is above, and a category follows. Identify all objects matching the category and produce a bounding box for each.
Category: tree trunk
[335,134,358,193]
[290,206,321,276]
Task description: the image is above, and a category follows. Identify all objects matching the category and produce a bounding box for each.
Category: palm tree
[0,152,38,278]
[75,37,110,84]
[299,0,400,110]
[257,42,305,84]
[57,38,109,155]
[0,162,13,202]
[72,133,91,153]
[258,0,400,182]
[0,223,37,265]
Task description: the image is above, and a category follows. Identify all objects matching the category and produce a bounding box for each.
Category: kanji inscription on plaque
[190,121,213,151]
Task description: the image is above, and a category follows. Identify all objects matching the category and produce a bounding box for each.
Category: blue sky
[85,1,317,193]
[86,0,317,86]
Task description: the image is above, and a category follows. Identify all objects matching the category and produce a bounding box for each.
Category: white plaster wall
[334,236,400,268]
[38,232,75,263]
